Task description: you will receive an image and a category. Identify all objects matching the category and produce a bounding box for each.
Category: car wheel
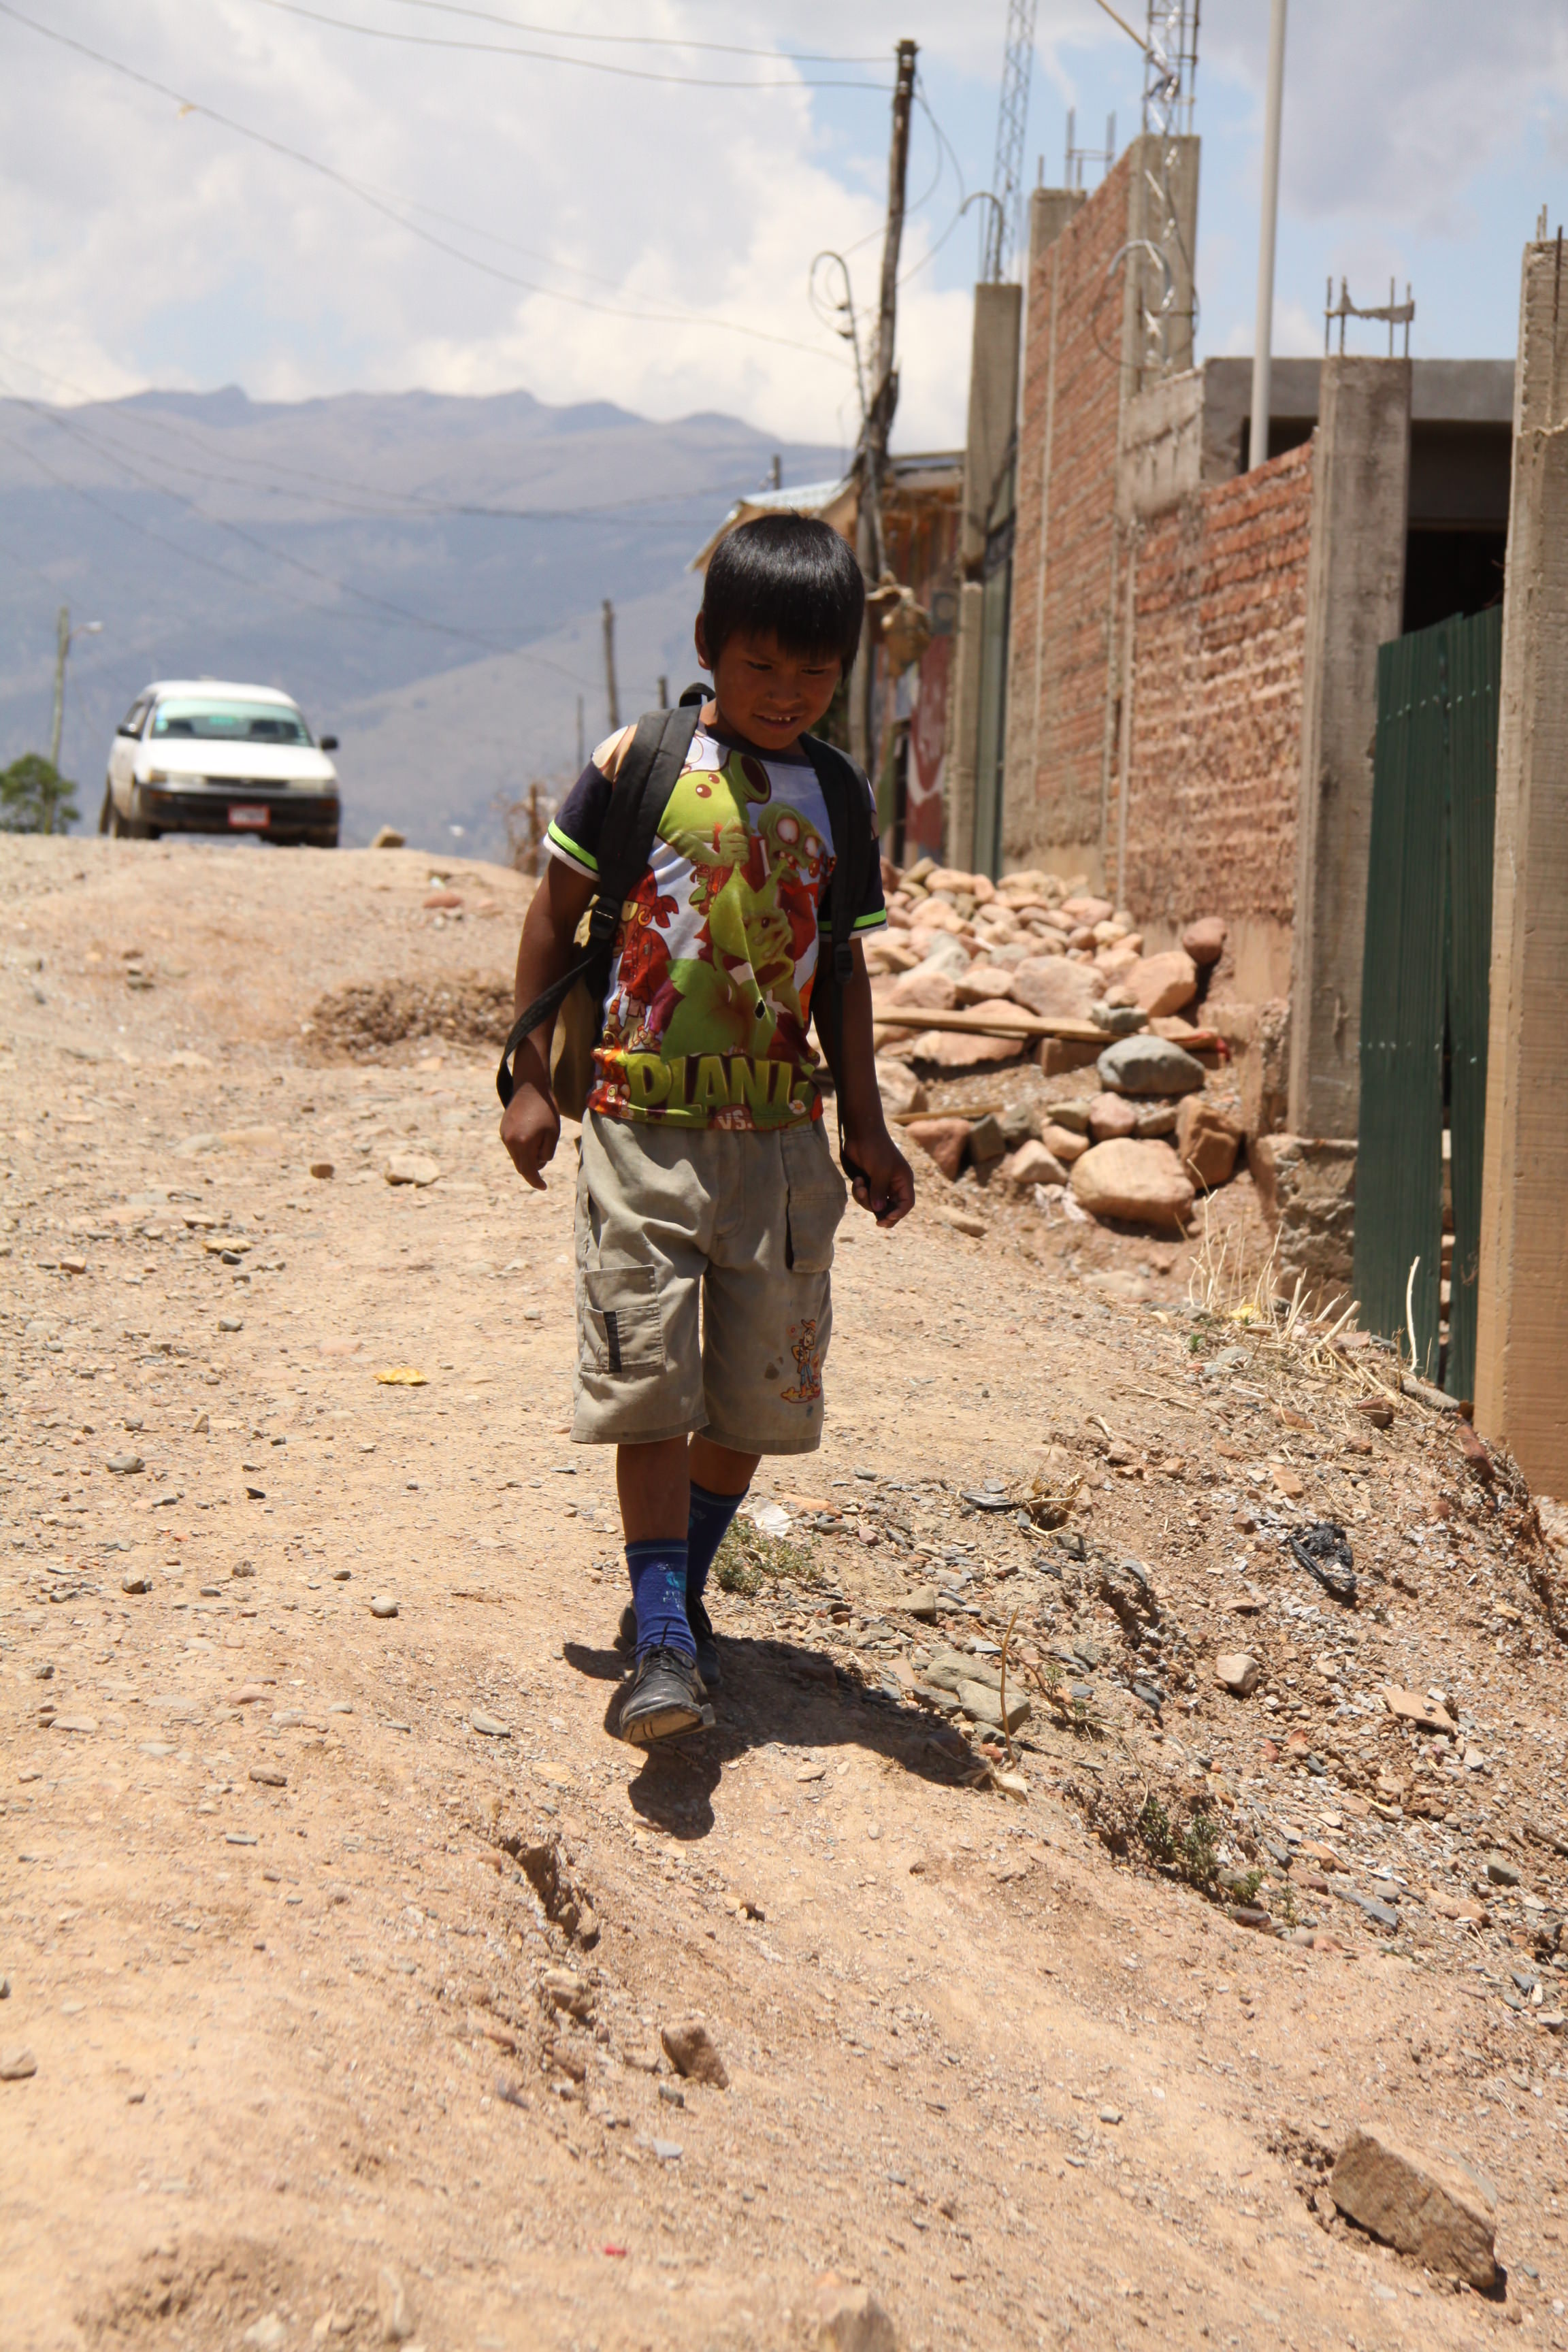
[98,784,113,836]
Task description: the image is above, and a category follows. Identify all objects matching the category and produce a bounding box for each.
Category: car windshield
[150,698,310,745]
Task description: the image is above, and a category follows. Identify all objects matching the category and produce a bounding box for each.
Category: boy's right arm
[498,856,597,1188]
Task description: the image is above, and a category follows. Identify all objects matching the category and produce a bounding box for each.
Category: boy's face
[695,619,843,753]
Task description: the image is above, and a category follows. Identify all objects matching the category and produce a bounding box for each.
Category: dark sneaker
[616,1598,721,1688]
[618,1646,713,1746]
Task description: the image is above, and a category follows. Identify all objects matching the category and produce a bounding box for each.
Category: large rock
[1070,1139,1195,1229]
[1182,915,1228,967]
[886,964,958,1012]
[874,1058,927,1117]
[660,2017,730,2088]
[1096,1034,1206,1098]
[1215,1652,1259,1697]
[1060,894,1113,926]
[1009,957,1105,1022]
[1329,2128,1498,2288]
[914,1026,1027,1069]
[1088,1092,1138,1142]
[1125,949,1198,1017]
[904,1117,969,1180]
[953,962,1020,1007]
[905,929,971,977]
[1176,1096,1243,1189]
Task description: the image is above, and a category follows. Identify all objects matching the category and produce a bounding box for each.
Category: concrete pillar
[1286,357,1411,1137]
[1473,240,1568,1491]
[959,284,1022,573]
[943,580,983,868]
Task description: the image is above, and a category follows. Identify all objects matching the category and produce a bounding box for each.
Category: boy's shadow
[563,1630,977,1844]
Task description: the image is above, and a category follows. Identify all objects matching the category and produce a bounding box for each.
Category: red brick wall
[1003,155,1132,876]
[1116,440,1314,929]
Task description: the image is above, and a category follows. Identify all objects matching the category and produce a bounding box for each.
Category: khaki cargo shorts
[572,1110,848,1454]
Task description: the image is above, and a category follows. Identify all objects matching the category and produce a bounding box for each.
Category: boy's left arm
[831,942,915,1229]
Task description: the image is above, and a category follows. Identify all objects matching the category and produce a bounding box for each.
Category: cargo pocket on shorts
[780,1125,848,1274]
[580,1263,665,1377]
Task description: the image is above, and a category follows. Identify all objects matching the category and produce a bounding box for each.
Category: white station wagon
[99,680,340,847]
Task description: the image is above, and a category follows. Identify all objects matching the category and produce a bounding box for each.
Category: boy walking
[500,515,913,1744]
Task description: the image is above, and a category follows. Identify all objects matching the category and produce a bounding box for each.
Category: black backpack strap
[495,700,704,1107]
[799,732,877,1178]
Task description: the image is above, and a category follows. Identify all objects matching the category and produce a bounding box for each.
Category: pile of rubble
[868,857,1242,1232]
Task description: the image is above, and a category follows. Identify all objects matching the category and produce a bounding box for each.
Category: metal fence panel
[1354,627,1447,1377]
[1444,602,1501,1402]
[1354,604,1499,1394]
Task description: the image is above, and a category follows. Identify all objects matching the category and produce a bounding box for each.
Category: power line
[251,0,889,88]
[0,3,856,366]
[379,0,885,64]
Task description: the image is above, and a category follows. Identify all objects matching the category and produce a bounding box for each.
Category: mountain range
[0,385,846,856]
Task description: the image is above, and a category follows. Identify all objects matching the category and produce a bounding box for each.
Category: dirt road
[3,836,1566,2352]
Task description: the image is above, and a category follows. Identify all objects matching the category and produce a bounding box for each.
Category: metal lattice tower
[1135,0,1200,376]
[981,0,1039,282]
[1141,0,1199,137]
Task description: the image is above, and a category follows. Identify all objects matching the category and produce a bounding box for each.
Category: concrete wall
[1475,242,1568,1494]
[1286,359,1412,1139]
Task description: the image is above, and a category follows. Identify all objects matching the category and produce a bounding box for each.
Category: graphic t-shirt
[546,721,886,1130]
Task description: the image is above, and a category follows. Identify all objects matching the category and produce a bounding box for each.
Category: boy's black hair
[701,512,864,672]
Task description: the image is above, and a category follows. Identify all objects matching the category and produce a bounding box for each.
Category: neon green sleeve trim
[546,821,598,875]
[853,908,889,931]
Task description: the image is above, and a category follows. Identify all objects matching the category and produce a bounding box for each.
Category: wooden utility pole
[851,36,919,775]
[601,599,620,731]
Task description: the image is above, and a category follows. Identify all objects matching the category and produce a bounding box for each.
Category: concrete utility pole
[601,600,619,732]
[851,35,919,775]
[1249,0,1288,470]
[49,605,101,777]
[1475,231,1568,1492]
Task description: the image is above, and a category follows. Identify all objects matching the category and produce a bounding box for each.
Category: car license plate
[228,805,270,829]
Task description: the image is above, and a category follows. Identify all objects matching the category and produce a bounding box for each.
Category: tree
[0,753,79,834]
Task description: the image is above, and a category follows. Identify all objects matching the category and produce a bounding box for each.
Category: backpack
[494,685,875,1173]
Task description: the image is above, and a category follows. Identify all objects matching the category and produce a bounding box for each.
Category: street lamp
[50,606,103,774]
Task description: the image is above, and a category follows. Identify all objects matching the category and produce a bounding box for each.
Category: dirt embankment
[3,834,1567,2352]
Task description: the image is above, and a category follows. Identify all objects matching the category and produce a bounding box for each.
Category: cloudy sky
[1,0,1567,451]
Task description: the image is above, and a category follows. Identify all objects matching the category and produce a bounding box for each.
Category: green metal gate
[1354,602,1501,1398]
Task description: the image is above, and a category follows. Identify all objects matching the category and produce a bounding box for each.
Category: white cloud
[0,0,984,444]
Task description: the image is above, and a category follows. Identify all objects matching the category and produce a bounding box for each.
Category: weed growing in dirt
[714,1519,823,1598]
[1137,1795,1222,1890]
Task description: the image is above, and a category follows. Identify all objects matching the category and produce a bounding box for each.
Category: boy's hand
[500,1079,561,1190]
[844,1124,915,1230]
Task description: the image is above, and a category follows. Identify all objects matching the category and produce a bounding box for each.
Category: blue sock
[626,1539,694,1661]
[686,1480,747,1607]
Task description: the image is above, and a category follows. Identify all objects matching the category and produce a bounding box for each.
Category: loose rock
[813,2281,900,2352]
[0,2048,38,2081]
[1088,1092,1138,1142]
[874,1059,927,1117]
[1175,1096,1243,1189]
[369,1596,399,1619]
[1215,1652,1260,1697]
[1124,949,1198,1017]
[1070,1139,1194,1230]
[1009,958,1105,1022]
[660,2018,730,2089]
[1181,915,1228,966]
[1329,2127,1497,2289]
[385,1152,440,1188]
[904,1118,969,1182]
[1096,1034,1206,1098]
